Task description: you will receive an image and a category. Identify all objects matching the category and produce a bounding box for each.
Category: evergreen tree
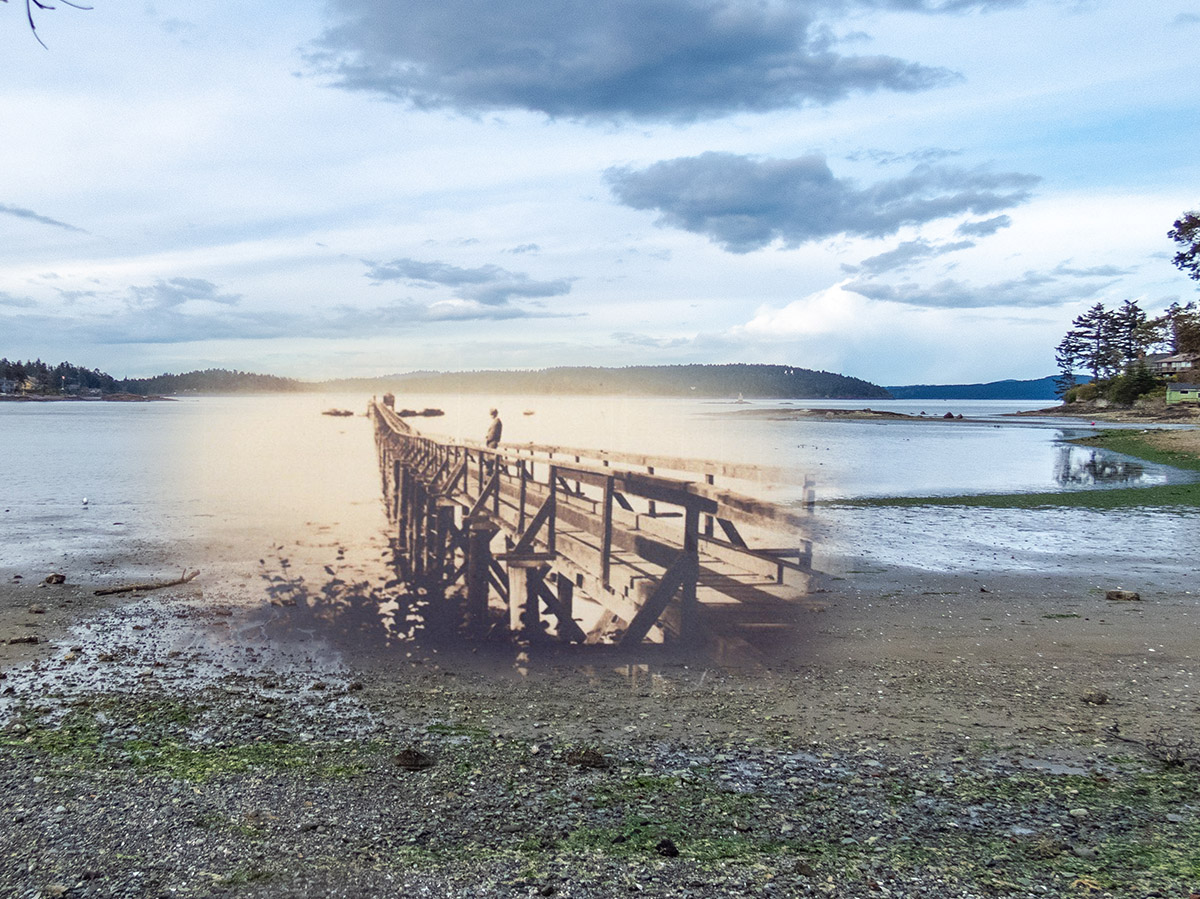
[1112,299,1151,365]
[1169,211,1200,282]
[1069,303,1120,380]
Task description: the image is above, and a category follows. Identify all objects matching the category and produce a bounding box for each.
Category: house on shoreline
[1166,382,1199,404]
[1144,352,1198,377]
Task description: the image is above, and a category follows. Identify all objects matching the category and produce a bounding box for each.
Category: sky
[1,0,1198,387]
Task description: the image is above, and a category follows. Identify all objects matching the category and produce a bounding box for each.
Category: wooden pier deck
[370,400,819,647]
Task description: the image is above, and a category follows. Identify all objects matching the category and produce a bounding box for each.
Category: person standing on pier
[485,407,503,449]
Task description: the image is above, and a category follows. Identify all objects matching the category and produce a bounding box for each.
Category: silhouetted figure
[485,408,502,448]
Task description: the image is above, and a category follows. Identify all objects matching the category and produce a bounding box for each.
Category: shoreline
[0,393,173,403]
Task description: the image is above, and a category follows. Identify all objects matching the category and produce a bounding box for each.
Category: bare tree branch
[3,0,93,49]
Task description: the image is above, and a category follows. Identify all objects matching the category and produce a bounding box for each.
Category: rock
[1105,590,1141,602]
[45,884,69,898]
[1071,844,1098,860]
[1068,807,1089,818]
[44,574,66,585]
[565,747,610,769]
[393,748,435,771]
[28,604,46,614]
[7,635,40,645]
[1081,691,1109,705]
[655,838,680,857]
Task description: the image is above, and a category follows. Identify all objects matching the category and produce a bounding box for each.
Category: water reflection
[1053,446,1146,488]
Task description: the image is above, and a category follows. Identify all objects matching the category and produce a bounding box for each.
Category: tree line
[1,358,120,394]
[1054,210,1200,404]
[0,361,303,396]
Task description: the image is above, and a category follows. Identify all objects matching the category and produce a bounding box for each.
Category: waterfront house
[0,378,15,395]
[1158,353,1198,375]
[1166,383,1199,404]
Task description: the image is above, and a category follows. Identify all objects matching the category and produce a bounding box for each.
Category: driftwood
[94,569,200,596]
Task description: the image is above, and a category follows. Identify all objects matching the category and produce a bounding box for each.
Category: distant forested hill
[121,369,305,394]
[330,364,892,399]
[886,376,1075,400]
[5,360,889,399]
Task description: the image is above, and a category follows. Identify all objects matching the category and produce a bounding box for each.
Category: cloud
[956,214,1011,237]
[337,300,539,324]
[846,264,1122,309]
[606,152,1039,252]
[363,257,572,305]
[843,238,975,275]
[846,147,964,166]
[129,277,243,310]
[612,331,693,349]
[1051,262,1134,278]
[1171,12,1200,25]
[0,292,37,309]
[0,202,88,234]
[308,0,957,121]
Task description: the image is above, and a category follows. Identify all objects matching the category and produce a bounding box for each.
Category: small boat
[321,408,354,417]
[523,410,535,416]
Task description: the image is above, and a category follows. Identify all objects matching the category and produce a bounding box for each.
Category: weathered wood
[369,400,818,647]
[95,569,199,596]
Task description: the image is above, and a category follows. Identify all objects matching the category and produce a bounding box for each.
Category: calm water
[1,394,1196,591]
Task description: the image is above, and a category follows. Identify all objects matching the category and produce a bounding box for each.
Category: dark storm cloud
[309,0,957,121]
[363,258,572,305]
[0,202,88,234]
[843,238,975,274]
[606,152,1039,253]
[847,265,1120,309]
[956,214,1011,236]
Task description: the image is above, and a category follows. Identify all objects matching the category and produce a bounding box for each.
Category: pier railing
[371,400,817,646]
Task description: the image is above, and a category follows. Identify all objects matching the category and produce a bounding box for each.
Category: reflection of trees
[1053,446,1145,487]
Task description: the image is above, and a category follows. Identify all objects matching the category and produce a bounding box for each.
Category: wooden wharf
[370,400,819,647]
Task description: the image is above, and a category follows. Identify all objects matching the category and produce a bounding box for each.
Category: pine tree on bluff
[1169,211,1200,283]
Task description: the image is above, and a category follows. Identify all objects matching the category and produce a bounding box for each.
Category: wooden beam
[619,552,697,646]
[532,573,587,643]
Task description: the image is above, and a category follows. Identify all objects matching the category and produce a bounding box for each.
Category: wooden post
[392,458,402,523]
[704,473,715,537]
[466,517,499,630]
[601,475,614,588]
[557,574,574,622]
[507,565,528,633]
[679,505,700,642]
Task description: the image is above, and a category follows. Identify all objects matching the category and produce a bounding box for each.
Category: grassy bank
[830,428,1200,510]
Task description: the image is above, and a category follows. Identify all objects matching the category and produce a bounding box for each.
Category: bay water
[1,394,1196,595]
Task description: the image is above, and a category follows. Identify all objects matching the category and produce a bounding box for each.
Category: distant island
[2,360,891,400]
[326,364,892,399]
[886,375,1076,401]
